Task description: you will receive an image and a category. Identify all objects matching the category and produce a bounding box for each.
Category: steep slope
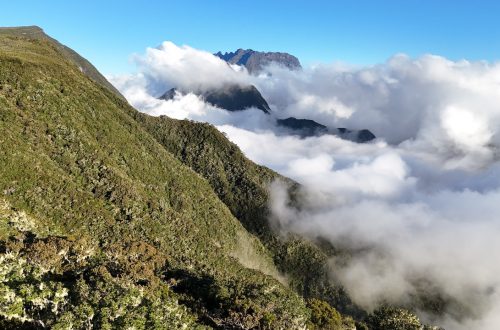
[0,31,308,329]
[134,115,361,317]
[215,49,302,74]
[0,26,124,100]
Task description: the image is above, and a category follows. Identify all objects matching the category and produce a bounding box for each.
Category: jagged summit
[215,48,302,73]
[337,128,376,143]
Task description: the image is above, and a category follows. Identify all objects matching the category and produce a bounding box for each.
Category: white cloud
[134,41,250,94]
[254,54,500,170]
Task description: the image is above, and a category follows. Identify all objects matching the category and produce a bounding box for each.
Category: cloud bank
[110,42,500,329]
[131,41,249,95]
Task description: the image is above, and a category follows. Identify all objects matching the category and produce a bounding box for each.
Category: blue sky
[2,0,500,74]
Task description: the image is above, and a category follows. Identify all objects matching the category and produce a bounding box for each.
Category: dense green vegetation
[366,306,444,330]
[0,232,201,329]
[0,27,443,329]
[306,298,355,330]
[135,113,362,317]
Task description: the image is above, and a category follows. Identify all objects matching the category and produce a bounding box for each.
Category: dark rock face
[277,117,327,137]
[357,129,377,143]
[215,49,302,74]
[159,84,271,114]
[159,87,177,101]
[203,84,271,113]
[278,117,376,143]
[334,127,376,143]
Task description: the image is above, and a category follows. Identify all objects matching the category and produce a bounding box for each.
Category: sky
[2,0,500,74]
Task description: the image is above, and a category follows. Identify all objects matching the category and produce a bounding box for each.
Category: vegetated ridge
[0,26,124,100]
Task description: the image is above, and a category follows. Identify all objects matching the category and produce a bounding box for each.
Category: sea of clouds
[109,41,500,329]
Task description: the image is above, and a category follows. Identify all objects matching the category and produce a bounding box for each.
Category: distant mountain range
[215,48,302,73]
[160,83,376,143]
[277,117,376,142]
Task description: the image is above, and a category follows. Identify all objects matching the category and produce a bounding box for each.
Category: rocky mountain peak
[215,48,302,73]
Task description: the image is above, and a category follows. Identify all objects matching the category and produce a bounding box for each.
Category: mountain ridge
[0,25,125,100]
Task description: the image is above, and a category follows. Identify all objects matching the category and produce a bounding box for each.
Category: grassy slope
[0,33,308,329]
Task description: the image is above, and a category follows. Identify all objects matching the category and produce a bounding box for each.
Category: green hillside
[134,114,360,316]
[0,27,441,329]
[0,30,308,329]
